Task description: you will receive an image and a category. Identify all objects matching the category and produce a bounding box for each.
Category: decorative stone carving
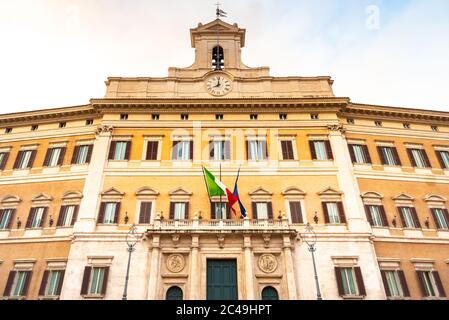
[217,234,225,249]
[327,124,346,134]
[258,254,278,274]
[262,234,271,248]
[166,254,185,273]
[172,234,180,247]
[95,125,114,135]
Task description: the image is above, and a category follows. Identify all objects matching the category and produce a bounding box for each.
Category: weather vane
[216,3,227,19]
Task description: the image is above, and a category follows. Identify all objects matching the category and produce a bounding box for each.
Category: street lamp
[303,223,323,300]
[122,224,140,300]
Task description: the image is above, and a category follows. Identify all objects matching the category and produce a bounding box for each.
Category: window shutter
[410,207,421,229]
[364,205,374,226]
[57,206,66,227]
[325,141,333,160]
[309,141,317,160]
[246,141,250,160]
[169,202,175,220]
[6,209,16,229]
[289,202,303,224]
[3,271,16,297]
[101,267,109,295]
[80,267,91,295]
[267,202,273,220]
[377,147,386,165]
[171,142,178,160]
[57,147,66,166]
[225,141,231,160]
[43,148,52,167]
[416,271,427,297]
[431,209,440,229]
[433,271,446,297]
[210,202,216,220]
[398,270,410,297]
[354,267,366,296]
[22,271,32,296]
[422,150,431,168]
[39,270,50,296]
[71,146,80,164]
[363,145,372,164]
[56,270,65,296]
[113,202,121,224]
[71,205,79,226]
[406,149,417,167]
[26,207,35,228]
[189,141,194,160]
[146,141,158,160]
[322,202,330,224]
[379,206,389,227]
[139,202,152,224]
[392,147,402,166]
[334,267,344,296]
[436,151,447,169]
[0,152,9,170]
[262,141,268,159]
[13,151,23,169]
[444,209,449,228]
[348,145,356,163]
[97,203,106,224]
[108,142,116,160]
[226,202,231,219]
[252,202,257,219]
[397,207,406,228]
[41,207,48,228]
[86,145,93,163]
[380,271,391,297]
[28,150,37,168]
[185,202,189,219]
[337,202,346,224]
[281,141,289,160]
[124,141,132,160]
[209,142,215,159]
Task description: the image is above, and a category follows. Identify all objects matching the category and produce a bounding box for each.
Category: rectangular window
[14,150,36,170]
[431,208,449,230]
[417,271,446,298]
[0,152,9,170]
[170,202,187,220]
[152,114,160,120]
[252,202,273,220]
[26,207,47,229]
[139,202,153,224]
[210,140,230,161]
[289,202,303,224]
[436,150,449,169]
[90,267,107,295]
[310,141,333,160]
[212,202,228,220]
[280,140,295,160]
[72,145,93,165]
[381,270,410,298]
[181,114,189,120]
[378,146,401,166]
[172,141,193,161]
[11,271,31,297]
[43,147,65,167]
[340,268,358,295]
[349,144,371,164]
[109,141,130,161]
[398,207,420,229]
[145,141,159,160]
[0,209,14,230]
[365,205,388,227]
[325,202,341,224]
[103,203,118,224]
[279,114,287,120]
[407,148,430,168]
[335,267,366,297]
[215,114,224,120]
[250,114,258,120]
[57,205,78,227]
[42,270,64,297]
[247,140,268,161]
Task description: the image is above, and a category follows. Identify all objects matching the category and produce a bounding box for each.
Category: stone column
[189,235,200,300]
[283,235,297,300]
[243,235,255,300]
[147,235,161,300]
[328,125,371,233]
[73,125,113,233]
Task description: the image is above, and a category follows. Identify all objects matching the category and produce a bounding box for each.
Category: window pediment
[361,192,383,200]
[136,187,160,198]
[249,187,273,196]
[282,187,306,200]
[317,187,342,197]
[392,193,414,201]
[1,195,21,207]
[32,193,53,204]
[101,187,125,197]
[169,187,192,196]
[424,195,446,203]
[61,191,83,201]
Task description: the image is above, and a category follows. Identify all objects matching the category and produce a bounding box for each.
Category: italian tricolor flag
[203,167,239,214]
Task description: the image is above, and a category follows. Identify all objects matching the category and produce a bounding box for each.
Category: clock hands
[214,77,221,88]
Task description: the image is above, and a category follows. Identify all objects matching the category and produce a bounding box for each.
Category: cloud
[0,0,447,113]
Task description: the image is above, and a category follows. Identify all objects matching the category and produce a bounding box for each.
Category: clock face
[205,75,232,96]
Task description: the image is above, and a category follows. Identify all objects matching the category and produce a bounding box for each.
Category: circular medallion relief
[166,254,185,273]
[258,254,278,274]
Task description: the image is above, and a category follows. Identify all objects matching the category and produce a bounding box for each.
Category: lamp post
[303,223,323,300]
[122,224,140,300]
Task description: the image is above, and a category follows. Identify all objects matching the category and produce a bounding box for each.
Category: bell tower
[189,19,246,70]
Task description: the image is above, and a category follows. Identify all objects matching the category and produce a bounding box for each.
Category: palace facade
[0,18,448,300]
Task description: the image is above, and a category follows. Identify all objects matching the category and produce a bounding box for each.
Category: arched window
[212,46,224,70]
[261,286,279,300]
[166,286,183,300]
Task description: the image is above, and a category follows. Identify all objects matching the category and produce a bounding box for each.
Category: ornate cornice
[95,125,114,135]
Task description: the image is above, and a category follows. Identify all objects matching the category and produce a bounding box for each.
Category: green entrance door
[207,259,238,300]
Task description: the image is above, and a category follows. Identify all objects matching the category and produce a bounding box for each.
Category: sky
[0,0,448,113]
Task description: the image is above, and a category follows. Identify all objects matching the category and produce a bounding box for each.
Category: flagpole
[201,166,213,218]
[219,163,222,220]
